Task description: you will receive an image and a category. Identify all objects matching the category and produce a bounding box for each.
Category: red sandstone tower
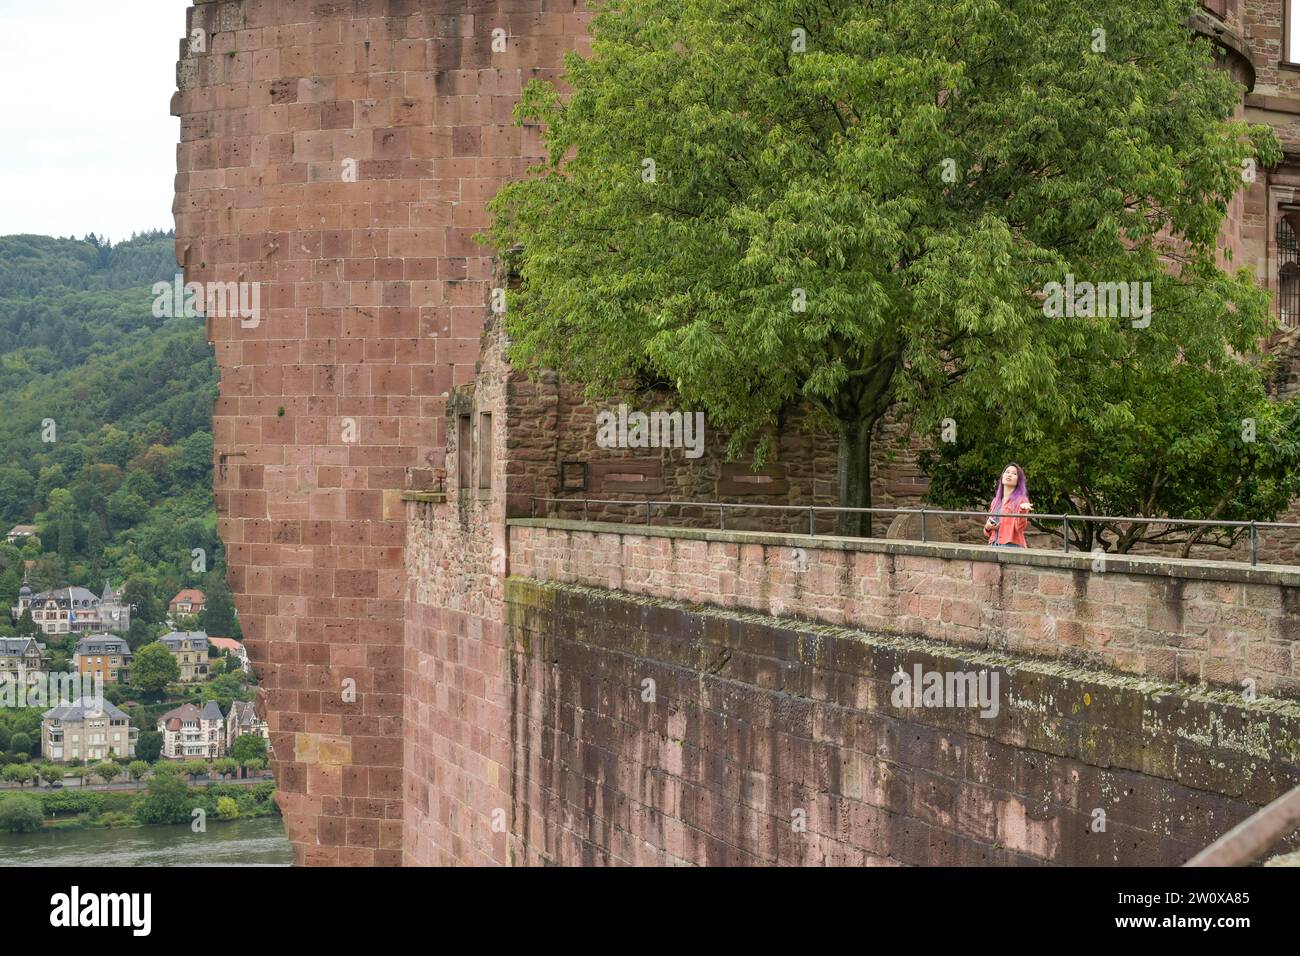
[172,0,590,865]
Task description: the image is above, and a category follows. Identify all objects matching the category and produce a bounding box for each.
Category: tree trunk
[835,419,873,537]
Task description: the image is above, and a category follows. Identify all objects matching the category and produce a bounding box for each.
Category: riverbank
[0,780,280,832]
[0,814,292,866]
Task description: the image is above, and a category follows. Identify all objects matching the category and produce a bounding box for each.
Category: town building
[157,701,225,760]
[209,636,249,674]
[71,635,133,685]
[0,636,49,687]
[167,588,206,618]
[11,581,131,636]
[225,699,269,752]
[41,697,137,762]
[5,524,36,544]
[159,631,210,683]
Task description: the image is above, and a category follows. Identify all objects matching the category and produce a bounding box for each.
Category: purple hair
[989,462,1028,514]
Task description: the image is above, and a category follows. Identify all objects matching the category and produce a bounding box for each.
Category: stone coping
[401,490,447,503]
[507,517,1300,588]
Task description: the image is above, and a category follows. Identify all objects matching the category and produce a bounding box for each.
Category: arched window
[1278,216,1300,327]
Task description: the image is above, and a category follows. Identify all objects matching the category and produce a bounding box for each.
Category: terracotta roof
[169,588,206,605]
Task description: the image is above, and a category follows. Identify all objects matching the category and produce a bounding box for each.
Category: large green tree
[131,642,179,693]
[489,0,1279,534]
[134,772,191,825]
[231,734,268,776]
[134,730,163,763]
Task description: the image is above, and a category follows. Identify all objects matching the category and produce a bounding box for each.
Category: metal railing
[527,497,1300,567]
[1186,785,1300,866]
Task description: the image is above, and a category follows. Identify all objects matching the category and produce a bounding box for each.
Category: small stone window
[478,413,493,491]
[457,414,472,492]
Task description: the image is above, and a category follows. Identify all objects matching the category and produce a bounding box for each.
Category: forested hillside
[0,231,236,646]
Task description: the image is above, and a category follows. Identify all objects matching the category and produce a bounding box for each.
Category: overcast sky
[0,0,184,241]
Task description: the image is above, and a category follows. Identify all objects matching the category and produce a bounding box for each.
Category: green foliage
[0,231,222,618]
[488,0,1282,534]
[133,771,191,825]
[200,670,251,712]
[231,734,268,765]
[0,232,175,298]
[925,352,1300,551]
[0,794,43,832]
[215,795,239,820]
[2,764,34,786]
[199,571,239,637]
[131,642,179,692]
[134,730,163,763]
[91,762,120,785]
[126,760,150,781]
[39,790,106,816]
[8,731,32,756]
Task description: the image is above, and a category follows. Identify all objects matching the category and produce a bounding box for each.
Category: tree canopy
[0,231,236,637]
[489,0,1284,534]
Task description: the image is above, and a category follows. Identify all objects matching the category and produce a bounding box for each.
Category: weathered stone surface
[498,578,1300,866]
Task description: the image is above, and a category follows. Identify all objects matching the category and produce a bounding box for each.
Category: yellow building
[159,631,210,683]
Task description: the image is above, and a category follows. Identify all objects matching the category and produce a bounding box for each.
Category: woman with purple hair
[983,463,1033,548]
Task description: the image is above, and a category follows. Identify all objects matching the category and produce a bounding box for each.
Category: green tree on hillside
[131,643,179,693]
[200,571,238,637]
[14,609,36,636]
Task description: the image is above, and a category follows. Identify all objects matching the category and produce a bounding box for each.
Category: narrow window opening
[478,413,493,491]
[457,414,472,491]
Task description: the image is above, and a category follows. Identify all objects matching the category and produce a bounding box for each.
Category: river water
[0,815,292,866]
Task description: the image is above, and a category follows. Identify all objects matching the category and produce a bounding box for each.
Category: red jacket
[986,500,1031,546]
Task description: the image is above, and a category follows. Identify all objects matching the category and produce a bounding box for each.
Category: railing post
[646,499,651,525]
[1062,516,1070,554]
[920,509,927,543]
[809,508,815,536]
[720,506,725,531]
[583,498,589,523]
[1250,522,1257,567]
[530,497,536,519]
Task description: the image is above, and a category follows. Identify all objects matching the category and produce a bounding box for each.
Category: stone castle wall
[509,521,1300,699]
[502,577,1300,865]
